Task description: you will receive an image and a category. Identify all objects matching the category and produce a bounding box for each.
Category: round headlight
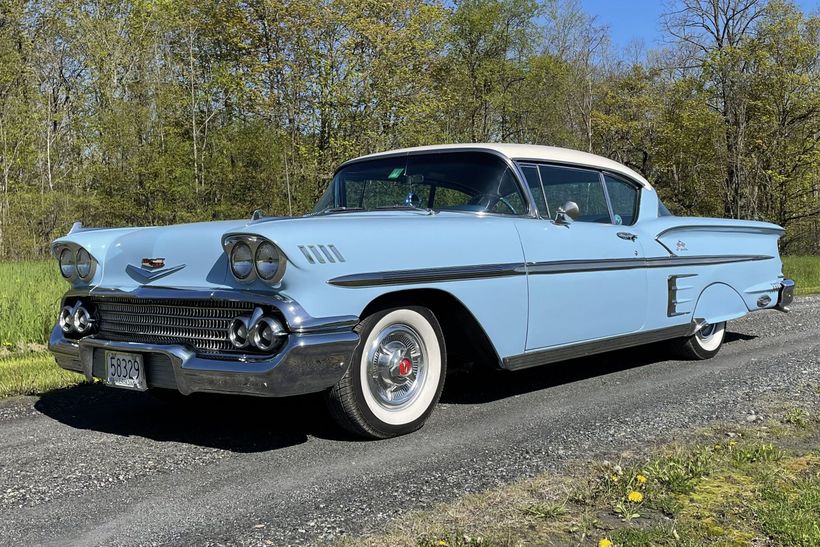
[230,242,253,280]
[76,248,92,280]
[255,241,281,281]
[59,248,75,279]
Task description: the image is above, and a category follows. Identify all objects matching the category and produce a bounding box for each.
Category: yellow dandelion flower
[598,539,614,547]
[636,474,647,484]
[627,491,644,503]
[436,540,448,547]
[610,474,620,482]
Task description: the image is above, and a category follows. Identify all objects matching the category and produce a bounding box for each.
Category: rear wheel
[325,306,446,439]
[674,321,726,360]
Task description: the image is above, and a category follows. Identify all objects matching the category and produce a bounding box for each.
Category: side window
[538,165,611,224]
[518,164,548,216]
[603,175,639,225]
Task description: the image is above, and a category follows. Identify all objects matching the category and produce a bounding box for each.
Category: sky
[579,0,819,51]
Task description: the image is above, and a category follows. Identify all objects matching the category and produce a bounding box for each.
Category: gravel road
[1,297,818,546]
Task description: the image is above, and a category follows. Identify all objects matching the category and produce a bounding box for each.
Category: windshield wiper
[309,206,364,216]
[375,205,436,215]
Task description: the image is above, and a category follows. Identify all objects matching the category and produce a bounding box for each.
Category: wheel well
[360,289,501,370]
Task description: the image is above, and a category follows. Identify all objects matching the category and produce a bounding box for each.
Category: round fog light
[229,318,250,349]
[59,306,74,333]
[252,317,286,352]
[73,307,94,334]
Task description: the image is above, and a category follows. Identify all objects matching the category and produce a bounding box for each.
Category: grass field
[0,255,816,398]
[785,255,820,295]
[0,260,65,349]
[359,407,820,546]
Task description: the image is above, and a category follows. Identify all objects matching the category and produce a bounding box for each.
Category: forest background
[0,0,817,258]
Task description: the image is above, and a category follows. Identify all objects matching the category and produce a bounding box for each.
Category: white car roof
[351,143,653,189]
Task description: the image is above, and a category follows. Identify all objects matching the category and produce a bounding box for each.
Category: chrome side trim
[328,255,773,288]
[520,255,773,275]
[503,323,695,371]
[656,224,785,237]
[328,263,524,287]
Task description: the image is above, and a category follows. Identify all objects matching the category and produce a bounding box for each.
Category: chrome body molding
[49,325,358,397]
[328,255,773,288]
[503,323,696,371]
[655,224,785,237]
[328,262,523,287]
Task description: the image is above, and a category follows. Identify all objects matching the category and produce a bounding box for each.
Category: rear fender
[693,282,748,325]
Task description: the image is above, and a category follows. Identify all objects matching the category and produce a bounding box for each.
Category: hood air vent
[298,244,345,264]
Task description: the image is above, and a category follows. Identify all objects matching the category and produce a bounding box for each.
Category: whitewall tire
[675,321,726,360]
[325,306,446,439]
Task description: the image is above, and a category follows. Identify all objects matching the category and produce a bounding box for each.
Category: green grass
[783,255,820,295]
[0,260,65,349]
[0,351,84,397]
[356,410,820,547]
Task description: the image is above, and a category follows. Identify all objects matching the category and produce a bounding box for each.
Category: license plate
[104,351,147,391]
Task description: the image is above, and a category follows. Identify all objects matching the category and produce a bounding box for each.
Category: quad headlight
[56,245,96,283]
[225,236,286,284]
[76,248,92,279]
[255,241,281,281]
[230,241,254,280]
[59,248,75,279]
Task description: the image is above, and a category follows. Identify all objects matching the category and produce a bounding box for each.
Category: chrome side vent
[297,244,345,264]
[667,274,697,317]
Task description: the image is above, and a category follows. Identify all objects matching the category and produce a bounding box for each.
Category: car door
[515,163,647,351]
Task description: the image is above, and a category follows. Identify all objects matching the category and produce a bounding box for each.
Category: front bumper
[776,278,796,312]
[49,325,358,398]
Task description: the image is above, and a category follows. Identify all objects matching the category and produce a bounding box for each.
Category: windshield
[312,151,528,216]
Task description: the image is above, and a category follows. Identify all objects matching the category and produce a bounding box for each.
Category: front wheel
[674,321,726,360]
[325,306,446,439]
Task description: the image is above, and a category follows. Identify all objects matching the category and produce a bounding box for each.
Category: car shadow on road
[34,330,758,447]
[34,383,344,452]
[441,330,758,405]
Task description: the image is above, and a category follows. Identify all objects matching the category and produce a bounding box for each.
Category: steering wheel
[471,195,518,215]
[494,196,517,214]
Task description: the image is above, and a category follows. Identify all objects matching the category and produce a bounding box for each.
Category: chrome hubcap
[366,323,427,408]
[698,322,716,340]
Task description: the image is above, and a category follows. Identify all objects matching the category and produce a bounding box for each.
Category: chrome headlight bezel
[223,235,287,285]
[54,243,97,284]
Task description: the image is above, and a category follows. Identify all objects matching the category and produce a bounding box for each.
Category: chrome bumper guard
[48,326,358,398]
[776,278,795,312]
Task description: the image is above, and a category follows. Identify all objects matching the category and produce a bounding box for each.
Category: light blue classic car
[49,144,795,438]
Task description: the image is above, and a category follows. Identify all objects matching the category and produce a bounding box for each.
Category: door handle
[617,232,638,241]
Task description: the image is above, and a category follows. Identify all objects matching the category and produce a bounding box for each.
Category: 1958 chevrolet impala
[49,144,795,438]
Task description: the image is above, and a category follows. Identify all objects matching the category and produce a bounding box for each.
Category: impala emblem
[676,240,687,252]
[127,260,185,282]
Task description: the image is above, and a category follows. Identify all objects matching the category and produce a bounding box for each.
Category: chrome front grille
[90,297,256,355]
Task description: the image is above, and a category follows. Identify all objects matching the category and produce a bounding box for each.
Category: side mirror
[555,201,579,225]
